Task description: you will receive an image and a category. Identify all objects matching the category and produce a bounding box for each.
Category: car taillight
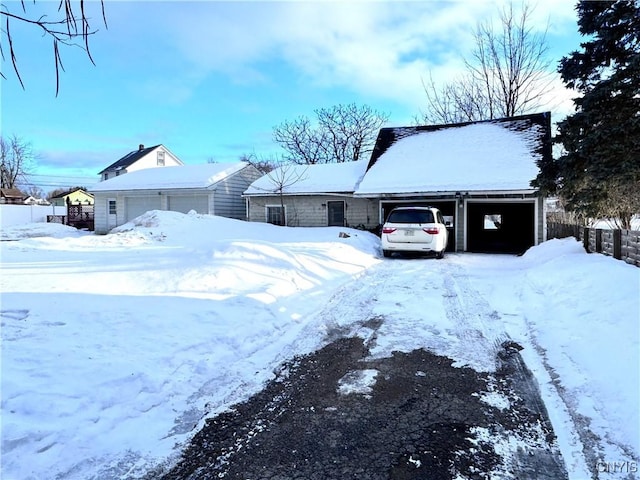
[382,227,397,234]
[423,226,439,235]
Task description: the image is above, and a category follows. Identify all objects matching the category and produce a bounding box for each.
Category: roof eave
[354,188,539,198]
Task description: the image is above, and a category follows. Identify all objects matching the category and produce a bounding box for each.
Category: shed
[90,162,262,234]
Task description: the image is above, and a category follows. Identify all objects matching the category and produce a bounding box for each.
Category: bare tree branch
[419,2,554,124]
[273,103,389,164]
[0,135,36,189]
[0,0,107,95]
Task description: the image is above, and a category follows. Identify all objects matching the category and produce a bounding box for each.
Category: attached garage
[91,162,262,234]
[355,112,552,253]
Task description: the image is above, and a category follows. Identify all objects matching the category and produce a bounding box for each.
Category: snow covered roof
[90,162,251,192]
[244,160,369,196]
[355,113,551,196]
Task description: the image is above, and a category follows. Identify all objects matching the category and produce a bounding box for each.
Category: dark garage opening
[467,202,535,254]
[382,201,456,252]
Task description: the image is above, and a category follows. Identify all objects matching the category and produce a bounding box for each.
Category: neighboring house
[98,144,183,181]
[50,188,94,206]
[24,196,51,205]
[0,188,26,204]
[90,162,262,234]
[245,112,552,254]
[244,160,376,228]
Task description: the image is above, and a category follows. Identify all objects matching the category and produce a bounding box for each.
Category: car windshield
[387,209,434,224]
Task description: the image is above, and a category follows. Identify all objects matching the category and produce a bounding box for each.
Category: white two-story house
[98,144,183,181]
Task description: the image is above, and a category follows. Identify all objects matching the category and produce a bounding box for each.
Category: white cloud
[154,1,577,114]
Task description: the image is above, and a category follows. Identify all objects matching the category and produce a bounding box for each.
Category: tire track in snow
[440,262,507,371]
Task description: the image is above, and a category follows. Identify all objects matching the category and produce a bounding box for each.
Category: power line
[29,173,98,180]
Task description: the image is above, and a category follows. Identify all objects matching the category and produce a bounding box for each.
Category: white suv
[381,207,449,258]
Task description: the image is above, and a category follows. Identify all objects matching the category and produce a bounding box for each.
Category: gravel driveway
[157,334,567,479]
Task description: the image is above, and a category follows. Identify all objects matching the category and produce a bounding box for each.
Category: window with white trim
[108,200,117,215]
[157,151,165,166]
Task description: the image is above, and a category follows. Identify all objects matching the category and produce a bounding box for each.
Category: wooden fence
[66,204,94,230]
[548,222,640,267]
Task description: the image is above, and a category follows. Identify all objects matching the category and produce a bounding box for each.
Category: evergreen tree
[535,0,640,228]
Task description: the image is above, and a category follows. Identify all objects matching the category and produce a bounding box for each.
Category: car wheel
[436,249,445,259]
[383,250,392,258]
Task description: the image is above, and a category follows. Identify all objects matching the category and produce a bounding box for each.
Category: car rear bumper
[381,240,439,252]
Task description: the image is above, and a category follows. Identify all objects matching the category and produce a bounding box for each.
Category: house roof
[98,144,163,174]
[355,112,551,196]
[0,188,25,199]
[50,188,92,199]
[90,162,251,192]
[244,160,369,196]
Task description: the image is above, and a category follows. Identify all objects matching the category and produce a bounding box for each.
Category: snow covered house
[91,162,262,234]
[243,160,378,228]
[245,112,551,254]
[98,144,183,181]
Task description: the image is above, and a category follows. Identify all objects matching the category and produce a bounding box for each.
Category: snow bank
[1,215,637,479]
[1,211,380,480]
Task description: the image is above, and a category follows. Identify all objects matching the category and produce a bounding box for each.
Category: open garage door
[466,202,534,253]
[125,196,162,222]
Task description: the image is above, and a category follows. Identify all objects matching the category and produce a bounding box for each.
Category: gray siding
[247,195,378,230]
[214,166,262,220]
[537,195,545,244]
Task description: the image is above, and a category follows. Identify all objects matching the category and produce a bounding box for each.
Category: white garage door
[168,195,209,214]
[125,196,162,222]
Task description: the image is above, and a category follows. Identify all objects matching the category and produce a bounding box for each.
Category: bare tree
[419,3,554,124]
[1,0,107,95]
[0,135,36,189]
[248,159,307,226]
[240,152,278,174]
[268,163,307,225]
[273,103,389,164]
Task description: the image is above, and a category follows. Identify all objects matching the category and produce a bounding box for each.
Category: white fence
[0,204,67,228]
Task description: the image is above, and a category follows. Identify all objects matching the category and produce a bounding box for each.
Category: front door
[327,201,345,227]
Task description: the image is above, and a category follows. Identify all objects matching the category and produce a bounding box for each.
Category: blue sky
[1,1,581,193]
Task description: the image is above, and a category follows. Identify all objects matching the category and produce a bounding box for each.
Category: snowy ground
[1,211,638,479]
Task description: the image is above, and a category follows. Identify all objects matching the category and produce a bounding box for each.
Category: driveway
[155,255,569,479]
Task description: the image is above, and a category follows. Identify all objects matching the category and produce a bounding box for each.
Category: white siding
[126,148,182,173]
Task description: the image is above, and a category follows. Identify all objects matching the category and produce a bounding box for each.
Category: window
[387,209,434,224]
[484,214,502,230]
[157,151,165,166]
[266,205,285,225]
[108,200,117,215]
